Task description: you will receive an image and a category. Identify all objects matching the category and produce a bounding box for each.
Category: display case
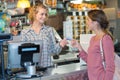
[64,11,93,42]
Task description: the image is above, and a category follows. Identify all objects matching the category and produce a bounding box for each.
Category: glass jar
[45,0,57,8]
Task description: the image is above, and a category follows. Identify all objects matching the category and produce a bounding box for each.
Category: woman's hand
[59,38,68,48]
[71,39,83,52]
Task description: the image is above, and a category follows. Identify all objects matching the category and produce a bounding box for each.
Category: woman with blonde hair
[21,2,68,75]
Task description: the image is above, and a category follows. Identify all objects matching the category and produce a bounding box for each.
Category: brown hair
[88,9,113,40]
[28,3,48,23]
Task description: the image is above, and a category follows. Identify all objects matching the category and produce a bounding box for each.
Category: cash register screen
[7,40,42,69]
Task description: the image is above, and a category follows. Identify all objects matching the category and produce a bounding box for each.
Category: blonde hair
[28,3,48,23]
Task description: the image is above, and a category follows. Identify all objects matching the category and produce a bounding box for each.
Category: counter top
[41,63,87,80]
[52,52,79,63]
[11,63,87,80]
[51,63,86,75]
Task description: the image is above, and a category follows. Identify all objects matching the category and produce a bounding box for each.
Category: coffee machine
[7,41,43,80]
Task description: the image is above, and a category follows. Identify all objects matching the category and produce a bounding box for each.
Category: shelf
[64,10,93,42]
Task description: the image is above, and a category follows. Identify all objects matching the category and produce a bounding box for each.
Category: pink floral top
[79,34,115,80]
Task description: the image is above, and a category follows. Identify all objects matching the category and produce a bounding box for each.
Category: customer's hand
[71,39,83,52]
[59,38,68,48]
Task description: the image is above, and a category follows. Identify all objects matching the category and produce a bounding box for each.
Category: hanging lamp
[17,0,30,8]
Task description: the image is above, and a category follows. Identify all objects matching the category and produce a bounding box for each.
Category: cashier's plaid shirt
[21,25,62,67]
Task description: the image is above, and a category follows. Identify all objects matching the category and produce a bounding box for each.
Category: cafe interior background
[0,0,120,80]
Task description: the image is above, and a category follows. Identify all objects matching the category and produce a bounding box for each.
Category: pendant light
[17,0,30,8]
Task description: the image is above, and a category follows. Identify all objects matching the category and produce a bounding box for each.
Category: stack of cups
[27,65,36,75]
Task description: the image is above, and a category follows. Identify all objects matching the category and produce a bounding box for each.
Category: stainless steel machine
[7,41,43,80]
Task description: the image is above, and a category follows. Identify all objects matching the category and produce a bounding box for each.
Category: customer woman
[71,10,115,80]
[20,2,68,74]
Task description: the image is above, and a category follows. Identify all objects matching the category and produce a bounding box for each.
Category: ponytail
[104,29,114,41]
